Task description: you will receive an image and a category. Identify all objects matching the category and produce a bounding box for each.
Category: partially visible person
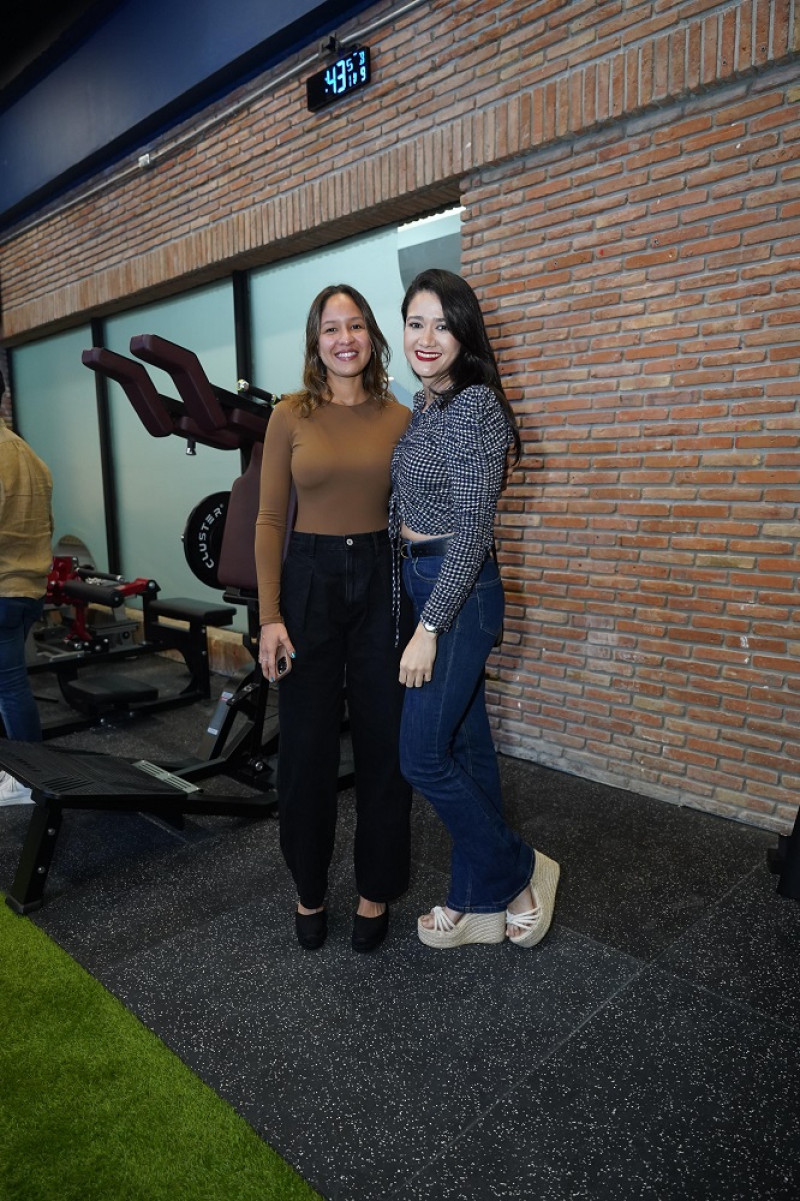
[391,268,559,949]
[0,369,54,805]
[255,284,412,952]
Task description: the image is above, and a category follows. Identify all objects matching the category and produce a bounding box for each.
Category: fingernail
[290,652,296,659]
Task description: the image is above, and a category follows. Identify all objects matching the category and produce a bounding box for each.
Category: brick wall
[1,0,798,829]
[471,73,800,830]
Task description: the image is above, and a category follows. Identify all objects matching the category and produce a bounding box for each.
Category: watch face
[306,47,371,112]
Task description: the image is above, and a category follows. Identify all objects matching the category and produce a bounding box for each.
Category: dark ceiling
[0,0,117,99]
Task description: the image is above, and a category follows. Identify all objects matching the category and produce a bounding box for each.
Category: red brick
[753,0,773,65]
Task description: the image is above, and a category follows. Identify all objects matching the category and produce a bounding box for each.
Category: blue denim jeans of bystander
[0,596,44,740]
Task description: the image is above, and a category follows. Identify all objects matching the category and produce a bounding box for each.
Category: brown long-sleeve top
[255,395,411,625]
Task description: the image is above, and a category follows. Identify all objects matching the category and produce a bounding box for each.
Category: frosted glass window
[12,326,108,570]
[250,226,420,408]
[397,207,463,292]
[104,282,242,607]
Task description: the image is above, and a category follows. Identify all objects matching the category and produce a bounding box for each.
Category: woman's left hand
[399,625,438,688]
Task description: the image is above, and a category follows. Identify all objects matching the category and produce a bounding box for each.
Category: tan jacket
[0,418,54,599]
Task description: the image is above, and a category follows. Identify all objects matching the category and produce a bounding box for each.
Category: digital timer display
[306,46,371,112]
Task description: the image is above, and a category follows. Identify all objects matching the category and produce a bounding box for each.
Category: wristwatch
[421,619,439,636]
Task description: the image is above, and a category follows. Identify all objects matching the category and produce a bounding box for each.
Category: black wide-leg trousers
[276,530,411,910]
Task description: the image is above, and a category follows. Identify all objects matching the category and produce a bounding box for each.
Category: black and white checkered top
[390,383,514,632]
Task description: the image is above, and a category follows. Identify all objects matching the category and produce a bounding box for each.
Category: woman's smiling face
[403,290,460,392]
[317,292,373,381]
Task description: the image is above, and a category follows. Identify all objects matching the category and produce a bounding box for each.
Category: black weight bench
[31,593,237,729]
[142,595,237,700]
[0,741,274,915]
[59,672,159,716]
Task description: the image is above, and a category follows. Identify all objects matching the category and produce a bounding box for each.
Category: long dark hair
[401,268,521,462]
[291,283,392,416]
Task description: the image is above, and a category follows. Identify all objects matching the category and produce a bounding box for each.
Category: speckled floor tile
[95,867,638,1201]
[395,966,800,1201]
[657,862,800,1029]
[492,758,775,961]
[25,813,283,971]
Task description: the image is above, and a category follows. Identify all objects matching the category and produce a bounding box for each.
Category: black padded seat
[60,673,158,707]
[145,597,236,626]
[59,579,128,608]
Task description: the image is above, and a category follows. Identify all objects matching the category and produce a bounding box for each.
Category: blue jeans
[0,596,44,741]
[400,552,533,913]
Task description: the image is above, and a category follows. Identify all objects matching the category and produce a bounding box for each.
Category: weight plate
[182,492,230,588]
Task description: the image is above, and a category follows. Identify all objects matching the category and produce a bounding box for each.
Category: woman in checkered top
[391,268,560,950]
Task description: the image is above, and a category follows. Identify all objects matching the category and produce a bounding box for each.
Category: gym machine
[27,555,237,734]
[1,335,344,913]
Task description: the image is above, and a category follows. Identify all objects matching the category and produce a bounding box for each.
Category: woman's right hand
[258,622,296,682]
[399,624,438,688]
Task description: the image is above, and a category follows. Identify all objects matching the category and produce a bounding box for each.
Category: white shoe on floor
[0,771,34,806]
[506,851,560,947]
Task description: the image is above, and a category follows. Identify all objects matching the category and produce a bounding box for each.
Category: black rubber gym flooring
[2,658,800,1199]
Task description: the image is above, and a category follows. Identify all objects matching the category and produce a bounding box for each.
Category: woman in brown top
[255,284,411,952]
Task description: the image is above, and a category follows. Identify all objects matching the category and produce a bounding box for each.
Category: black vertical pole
[232,271,252,387]
[90,317,122,574]
[232,271,253,472]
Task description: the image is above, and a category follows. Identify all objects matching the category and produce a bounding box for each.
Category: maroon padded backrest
[217,443,263,591]
[130,333,226,435]
[82,347,174,438]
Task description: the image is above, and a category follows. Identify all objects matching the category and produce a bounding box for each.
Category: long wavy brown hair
[287,284,393,417]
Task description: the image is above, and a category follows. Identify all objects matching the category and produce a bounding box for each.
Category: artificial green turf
[0,898,320,1201]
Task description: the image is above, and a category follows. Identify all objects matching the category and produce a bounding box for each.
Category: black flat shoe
[295,908,327,950]
[352,905,389,953]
